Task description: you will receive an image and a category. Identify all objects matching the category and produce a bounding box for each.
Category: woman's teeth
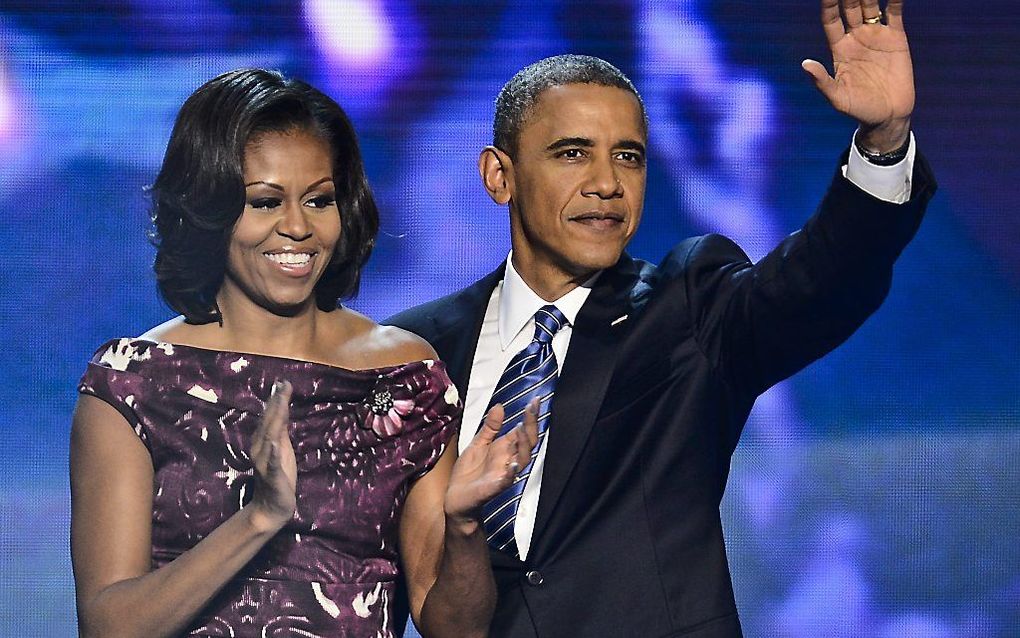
[265,252,312,265]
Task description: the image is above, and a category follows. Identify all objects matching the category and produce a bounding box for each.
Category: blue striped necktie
[481,304,568,556]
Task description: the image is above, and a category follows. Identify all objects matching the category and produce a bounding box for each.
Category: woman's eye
[305,195,336,209]
[249,198,281,210]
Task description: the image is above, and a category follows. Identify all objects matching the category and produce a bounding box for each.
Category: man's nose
[581,158,623,199]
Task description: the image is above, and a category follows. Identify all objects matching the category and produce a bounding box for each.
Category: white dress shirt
[458,135,916,560]
[458,257,595,559]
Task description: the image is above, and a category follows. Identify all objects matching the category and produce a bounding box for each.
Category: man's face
[505,83,647,289]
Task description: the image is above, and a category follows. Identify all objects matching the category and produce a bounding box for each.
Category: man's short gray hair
[493,54,647,155]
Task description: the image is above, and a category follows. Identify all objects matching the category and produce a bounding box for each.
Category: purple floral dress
[78,338,461,637]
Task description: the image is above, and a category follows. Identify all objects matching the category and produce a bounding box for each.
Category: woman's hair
[150,68,379,323]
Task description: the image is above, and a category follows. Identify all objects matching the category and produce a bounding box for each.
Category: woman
[70,69,536,638]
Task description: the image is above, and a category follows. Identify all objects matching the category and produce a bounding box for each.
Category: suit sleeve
[671,150,937,397]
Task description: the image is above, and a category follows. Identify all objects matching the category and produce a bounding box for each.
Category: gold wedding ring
[863,14,883,24]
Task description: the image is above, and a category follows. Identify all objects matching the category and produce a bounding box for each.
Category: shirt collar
[498,252,598,350]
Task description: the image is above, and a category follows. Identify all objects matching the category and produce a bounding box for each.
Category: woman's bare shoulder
[327,309,437,370]
[137,316,190,343]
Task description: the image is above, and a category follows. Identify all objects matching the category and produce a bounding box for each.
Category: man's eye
[305,195,336,209]
[617,151,644,165]
[249,198,281,210]
[558,148,584,159]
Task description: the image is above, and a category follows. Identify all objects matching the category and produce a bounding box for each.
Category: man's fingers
[474,404,505,446]
[820,0,845,47]
[514,431,534,472]
[472,399,544,481]
[841,0,864,28]
[801,59,838,102]
[885,0,904,30]
[502,399,541,473]
[522,398,540,450]
[495,428,529,480]
[859,0,882,23]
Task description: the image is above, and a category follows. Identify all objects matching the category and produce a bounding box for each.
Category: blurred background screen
[1,1,1018,636]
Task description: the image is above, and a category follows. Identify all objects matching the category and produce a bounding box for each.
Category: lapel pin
[610,314,629,326]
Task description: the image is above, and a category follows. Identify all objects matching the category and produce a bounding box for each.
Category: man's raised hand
[802,0,913,152]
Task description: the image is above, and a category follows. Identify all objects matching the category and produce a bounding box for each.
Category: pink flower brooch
[363,377,415,438]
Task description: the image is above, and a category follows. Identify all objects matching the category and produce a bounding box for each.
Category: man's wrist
[856,118,912,155]
[855,126,911,166]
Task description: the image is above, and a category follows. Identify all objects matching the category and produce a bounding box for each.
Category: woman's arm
[400,403,539,638]
[70,381,296,638]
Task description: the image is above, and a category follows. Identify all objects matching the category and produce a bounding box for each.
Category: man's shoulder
[383,265,504,338]
[384,289,463,334]
[662,234,748,272]
[624,234,747,288]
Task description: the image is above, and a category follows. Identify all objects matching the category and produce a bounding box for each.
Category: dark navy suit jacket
[386,154,936,637]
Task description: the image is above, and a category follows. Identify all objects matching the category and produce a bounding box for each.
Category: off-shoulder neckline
[107,337,438,376]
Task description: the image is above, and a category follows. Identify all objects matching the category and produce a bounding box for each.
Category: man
[387,1,935,635]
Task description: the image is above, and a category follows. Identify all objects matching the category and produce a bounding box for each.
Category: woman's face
[220,128,341,315]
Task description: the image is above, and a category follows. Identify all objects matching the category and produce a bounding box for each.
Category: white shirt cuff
[842,129,916,204]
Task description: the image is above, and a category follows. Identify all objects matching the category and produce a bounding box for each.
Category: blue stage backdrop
[1,2,1018,636]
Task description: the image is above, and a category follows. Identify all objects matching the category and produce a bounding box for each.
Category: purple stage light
[0,64,11,136]
[304,0,393,68]
[302,0,421,115]
[0,59,30,158]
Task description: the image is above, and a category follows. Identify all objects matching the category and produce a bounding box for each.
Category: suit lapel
[528,255,641,562]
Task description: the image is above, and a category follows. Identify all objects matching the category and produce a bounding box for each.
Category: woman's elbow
[75,588,146,638]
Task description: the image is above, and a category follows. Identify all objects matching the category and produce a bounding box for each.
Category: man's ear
[478,146,513,205]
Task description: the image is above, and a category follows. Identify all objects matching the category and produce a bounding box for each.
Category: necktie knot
[532,305,567,345]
